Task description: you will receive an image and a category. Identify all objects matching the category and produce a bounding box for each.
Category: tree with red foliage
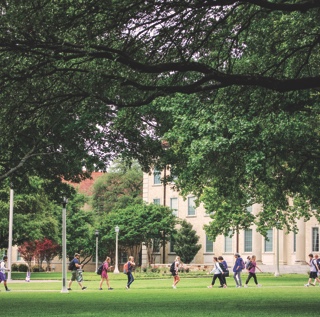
[17,241,37,272]
[35,238,60,272]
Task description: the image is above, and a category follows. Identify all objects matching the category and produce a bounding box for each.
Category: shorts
[71,270,83,282]
[0,272,6,282]
[309,271,317,279]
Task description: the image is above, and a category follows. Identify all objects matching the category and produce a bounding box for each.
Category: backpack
[246,261,253,270]
[97,263,104,275]
[68,260,75,271]
[219,262,227,272]
[316,258,320,269]
[312,259,318,271]
[170,261,176,273]
[123,262,129,274]
[240,258,245,270]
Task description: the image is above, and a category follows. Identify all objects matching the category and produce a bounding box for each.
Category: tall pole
[114,226,120,274]
[61,197,69,293]
[162,166,166,264]
[274,225,280,277]
[95,230,99,273]
[7,186,14,281]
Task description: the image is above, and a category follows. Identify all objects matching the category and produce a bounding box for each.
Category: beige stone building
[143,168,319,267]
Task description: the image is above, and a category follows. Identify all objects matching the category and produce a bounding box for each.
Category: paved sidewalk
[257,264,309,274]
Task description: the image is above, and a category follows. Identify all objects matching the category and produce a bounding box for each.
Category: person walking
[244,255,262,287]
[207,257,226,288]
[218,256,228,287]
[125,256,135,289]
[0,255,11,292]
[233,253,244,288]
[304,253,320,287]
[99,256,113,290]
[68,253,87,290]
[172,256,181,289]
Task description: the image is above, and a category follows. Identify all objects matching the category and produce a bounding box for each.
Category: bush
[32,266,44,272]
[18,263,29,272]
[11,263,19,272]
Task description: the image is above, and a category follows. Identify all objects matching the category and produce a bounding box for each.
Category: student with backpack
[207,257,227,288]
[125,256,135,289]
[233,253,245,288]
[244,255,262,287]
[99,256,113,290]
[304,253,320,287]
[171,256,181,289]
[67,253,87,291]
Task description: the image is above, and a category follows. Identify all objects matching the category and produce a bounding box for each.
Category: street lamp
[95,230,99,273]
[114,226,120,274]
[274,222,281,277]
[61,197,69,293]
[161,140,170,264]
[7,183,14,281]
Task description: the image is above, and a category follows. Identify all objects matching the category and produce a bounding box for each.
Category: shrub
[18,263,29,272]
[11,263,19,272]
[32,266,44,272]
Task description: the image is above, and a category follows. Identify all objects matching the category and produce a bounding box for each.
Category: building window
[153,238,160,253]
[170,198,178,217]
[312,227,319,252]
[17,252,21,261]
[293,232,296,253]
[244,229,252,252]
[187,196,196,216]
[206,235,214,253]
[153,198,161,205]
[224,231,233,253]
[264,229,273,252]
[120,252,127,264]
[153,168,161,185]
[170,236,175,253]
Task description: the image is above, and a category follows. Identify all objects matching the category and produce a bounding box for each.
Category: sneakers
[99,288,103,290]
[207,285,212,288]
[311,283,315,286]
[82,287,87,290]
[108,288,114,290]
[244,284,248,288]
[304,284,309,287]
[6,289,11,292]
[172,285,176,289]
[257,284,262,287]
[126,286,129,290]
[67,288,72,290]
[223,285,227,288]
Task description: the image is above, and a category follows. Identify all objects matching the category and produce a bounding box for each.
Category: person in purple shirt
[233,253,244,288]
[244,255,262,287]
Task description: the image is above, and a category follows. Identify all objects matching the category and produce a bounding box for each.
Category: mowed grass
[1,273,319,317]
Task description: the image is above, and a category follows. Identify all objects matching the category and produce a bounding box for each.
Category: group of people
[305,253,320,287]
[205,253,262,289]
[67,253,136,291]
[5,251,320,291]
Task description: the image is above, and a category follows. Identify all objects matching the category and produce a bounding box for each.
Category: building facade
[143,168,319,267]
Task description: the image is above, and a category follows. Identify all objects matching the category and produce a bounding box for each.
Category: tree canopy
[0,1,319,235]
[0,1,319,182]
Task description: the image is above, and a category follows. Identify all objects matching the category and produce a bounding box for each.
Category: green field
[1,273,318,317]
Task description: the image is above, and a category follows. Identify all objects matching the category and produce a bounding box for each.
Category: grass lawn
[2,273,318,317]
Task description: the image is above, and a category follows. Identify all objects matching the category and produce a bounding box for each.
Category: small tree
[36,238,60,271]
[173,220,201,264]
[18,241,37,271]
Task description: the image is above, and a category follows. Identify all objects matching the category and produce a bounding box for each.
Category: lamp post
[61,197,69,293]
[95,230,99,273]
[7,184,14,281]
[274,223,281,277]
[114,226,120,274]
[161,140,170,264]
